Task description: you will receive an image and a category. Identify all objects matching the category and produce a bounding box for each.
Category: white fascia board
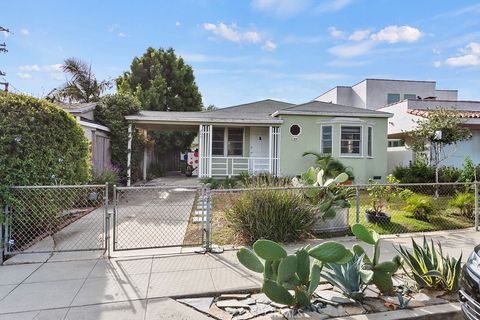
[273,110,392,118]
[78,120,110,132]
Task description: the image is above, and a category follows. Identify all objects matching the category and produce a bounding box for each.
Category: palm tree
[48,58,111,103]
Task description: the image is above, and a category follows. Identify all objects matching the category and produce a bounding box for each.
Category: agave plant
[292,167,353,220]
[321,254,371,301]
[396,237,462,292]
[237,239,352,309]
[351,224,403,294]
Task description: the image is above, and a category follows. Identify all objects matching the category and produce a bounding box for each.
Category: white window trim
[367,126,373,159]
[339,125,363,158]
[212,126,245,157]
[319,124,333,155]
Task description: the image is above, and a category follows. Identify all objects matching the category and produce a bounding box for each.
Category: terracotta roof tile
[407,109,480,118]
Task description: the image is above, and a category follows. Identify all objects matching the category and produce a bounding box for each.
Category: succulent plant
[351,224,403,294]
[321,253,371,301]
[237,239,352,309]
[292,167,353,219]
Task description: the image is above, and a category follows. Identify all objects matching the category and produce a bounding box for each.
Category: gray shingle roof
[274,101,392,118]
[55,102,97,113]
[126,99,292,124]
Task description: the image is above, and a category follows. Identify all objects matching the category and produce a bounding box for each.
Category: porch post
[198,125,203,178]
[127,123,132,186]
[268,126,273,174]
[208,125,213,177]
[143,129,148,181]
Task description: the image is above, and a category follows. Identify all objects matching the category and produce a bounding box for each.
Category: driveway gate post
[104,183,110,258]
[355,185,360,224]
[205,185,212,252]
[1,206,6,265]
[475,182,479,231]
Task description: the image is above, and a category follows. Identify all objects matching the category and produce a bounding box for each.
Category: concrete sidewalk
[0,228,478,319]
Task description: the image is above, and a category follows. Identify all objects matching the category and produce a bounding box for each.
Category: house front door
[250,127,269,158]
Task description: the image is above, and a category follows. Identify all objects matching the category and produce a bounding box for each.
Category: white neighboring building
[56,102,112,174]
[316,78,480,172]
[315,78,458,110]
[380,99,480,171]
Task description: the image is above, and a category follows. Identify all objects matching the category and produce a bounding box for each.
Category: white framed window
[227,128,243,156]
[212,127,225,156]
[367,126,373,157]
[321,125,332,155]
[212,127,244,156]
[340,126,362,156]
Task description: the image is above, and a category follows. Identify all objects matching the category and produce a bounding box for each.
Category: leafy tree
[1,93,90,206]
[94,94,144,183]
[203,104,218,111]
[407,108,472,185]
[48,58,111,103]
[116,47,203,155]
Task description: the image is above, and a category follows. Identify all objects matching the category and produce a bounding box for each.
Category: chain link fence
[4,185,107,255]
[210,182,479,244]
[113,185,206,251]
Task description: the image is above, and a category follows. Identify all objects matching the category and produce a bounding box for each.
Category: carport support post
[127,123,132,186]
[143,129,148,181]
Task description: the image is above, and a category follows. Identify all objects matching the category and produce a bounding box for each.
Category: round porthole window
[289,124,301,136]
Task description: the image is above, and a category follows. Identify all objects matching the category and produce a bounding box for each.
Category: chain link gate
[2,185,108,259]
[111,185,211,252]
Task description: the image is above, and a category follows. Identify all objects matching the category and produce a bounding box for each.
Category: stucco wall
[441,130,480,167]
[435,90,458,100]
[278,115,389,183]
[364,79,436,110]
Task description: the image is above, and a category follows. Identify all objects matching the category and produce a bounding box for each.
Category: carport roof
[125,99,292,128]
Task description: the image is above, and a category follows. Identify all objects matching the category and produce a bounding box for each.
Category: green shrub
[237,172,292,188]
[449,192,475,218]
[403,194,435,221]
[393,161,435,183]
[438,166,461,183]
[0,93,90,206]
[226,190,315,243]
[94,94,144,184]
[90,166,120,185]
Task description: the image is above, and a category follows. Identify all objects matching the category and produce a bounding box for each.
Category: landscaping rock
[225,307,245,316]
[315,290,355,304]
[270,302,287,308]
[411,292,448,306]
[217,299,251,309]
[209,304,233,320]
[319,305,347,317]
[362,298,389,312]
[250,303,276,316]
[363,287,379,298]
[241,298,257,305]
[379,295,425,308]
[220,294,252,300]
[281,309,329,319]
[315,284,333,292]
[344,304,366,315]
[177,297,214,313]
[252,293,272,304]
[233,311,255,320]
[253,313,285,320]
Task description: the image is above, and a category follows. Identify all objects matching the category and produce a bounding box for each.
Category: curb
[330,302,462,320]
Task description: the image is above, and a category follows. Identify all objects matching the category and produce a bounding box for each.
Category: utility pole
[0,26,10,92]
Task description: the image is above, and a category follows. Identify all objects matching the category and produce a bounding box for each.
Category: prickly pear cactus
[237,239,352,308]
[351,223,403,294]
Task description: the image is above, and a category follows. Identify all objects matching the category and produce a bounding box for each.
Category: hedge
[0,93,90,206]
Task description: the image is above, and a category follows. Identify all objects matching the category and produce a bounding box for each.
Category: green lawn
[348,192,474,235]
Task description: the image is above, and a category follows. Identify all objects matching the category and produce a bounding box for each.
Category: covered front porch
[125,111,282,185]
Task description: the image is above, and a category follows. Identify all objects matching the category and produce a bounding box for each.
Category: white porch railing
[211,157,271,177]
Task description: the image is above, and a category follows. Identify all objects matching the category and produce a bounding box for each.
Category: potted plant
[364,175,400,224]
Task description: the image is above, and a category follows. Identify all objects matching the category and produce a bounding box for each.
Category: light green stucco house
[125,99,392,184]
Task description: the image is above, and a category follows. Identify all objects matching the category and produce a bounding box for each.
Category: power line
[0,25,10,91]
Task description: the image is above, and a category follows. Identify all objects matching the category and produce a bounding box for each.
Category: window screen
[341,126,361,155]
[321,126,332,155]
